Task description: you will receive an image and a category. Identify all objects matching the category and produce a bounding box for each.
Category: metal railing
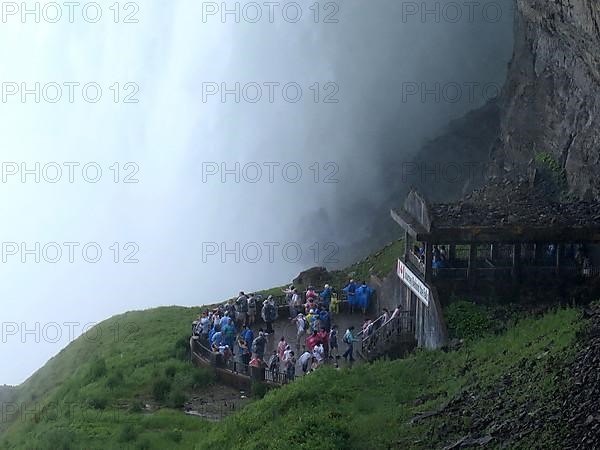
[191,334,296,385]
[358,311,415,361]
[190,335,212,360]
[408,251,425,274]
[431,264,600,281]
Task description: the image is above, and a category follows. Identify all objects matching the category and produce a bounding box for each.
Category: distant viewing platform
[392,188,600,283]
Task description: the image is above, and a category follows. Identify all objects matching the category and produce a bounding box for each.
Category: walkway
[193,307,369,376]
[191,303,417,389]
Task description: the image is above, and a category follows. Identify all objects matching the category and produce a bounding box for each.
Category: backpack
[343,331,351,344]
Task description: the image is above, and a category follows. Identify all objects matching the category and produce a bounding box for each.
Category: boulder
[292,267,329,289]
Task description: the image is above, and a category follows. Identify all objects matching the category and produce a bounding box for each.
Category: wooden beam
[424,242,433,282]
[390,208,428,240]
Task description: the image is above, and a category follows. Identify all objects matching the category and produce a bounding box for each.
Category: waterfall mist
[0,0,514,384]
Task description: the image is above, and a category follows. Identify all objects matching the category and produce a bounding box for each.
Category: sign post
[397,259,430,306]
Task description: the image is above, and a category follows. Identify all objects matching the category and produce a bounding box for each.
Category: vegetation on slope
[198,308,580,449]
[0,307,214,450]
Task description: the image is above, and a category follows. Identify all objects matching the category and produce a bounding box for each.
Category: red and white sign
[397,259,430,306]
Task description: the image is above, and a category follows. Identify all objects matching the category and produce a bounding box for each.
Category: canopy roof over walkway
[392,189,600,245]
[391,179,600,284]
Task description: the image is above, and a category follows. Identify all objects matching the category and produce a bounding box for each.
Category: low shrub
[444,301,496,340]
[152,378,171,402]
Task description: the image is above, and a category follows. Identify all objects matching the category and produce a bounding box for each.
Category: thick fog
[0,0,514,384]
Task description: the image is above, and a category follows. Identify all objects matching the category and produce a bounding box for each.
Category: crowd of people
[193,281,376,380]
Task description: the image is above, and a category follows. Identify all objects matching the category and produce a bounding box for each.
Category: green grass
[197,308,580,450]
[329,239,405,288]
[0,307,215,450]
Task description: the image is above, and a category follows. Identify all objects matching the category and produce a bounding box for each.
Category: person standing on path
[343,280,358,314]
[329,325,339,363]
[292,313,307,351]
[261,295,278,334]
[355,281,373,316]
[277,336,288,360]
[283,285,296,318]
[284,351,296,382]
[236,292,249,327]
[342,326,357,362]
[252,331,267,360]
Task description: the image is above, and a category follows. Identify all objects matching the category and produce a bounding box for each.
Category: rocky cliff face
[490,0,600,199]
[335,0,600,266]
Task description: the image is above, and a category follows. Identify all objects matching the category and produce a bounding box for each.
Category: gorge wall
[405,0,600,203]
[319,0,600,269]
[491,0,600,199]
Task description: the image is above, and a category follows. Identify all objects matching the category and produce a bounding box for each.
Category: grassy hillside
[0,307,215,450]
[0,239,588,449]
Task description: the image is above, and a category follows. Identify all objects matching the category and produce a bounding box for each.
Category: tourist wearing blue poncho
[343,279,358,313]
[319,284,332,309]
[211,330,223,348]
[208,326,217,345]
[319,308,331,331]
[355,281,373,315]
[242,325,254,347]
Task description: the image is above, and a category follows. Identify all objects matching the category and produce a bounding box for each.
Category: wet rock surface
[490,0,600,199]
[560,306,600,449]
[292,266,330,289]
[184,384,251,422]
[430,174,600,229]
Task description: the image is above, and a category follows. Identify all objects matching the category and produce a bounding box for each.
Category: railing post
[490,243,497,263]
[467,244,476,280]
[512,244,521,281]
